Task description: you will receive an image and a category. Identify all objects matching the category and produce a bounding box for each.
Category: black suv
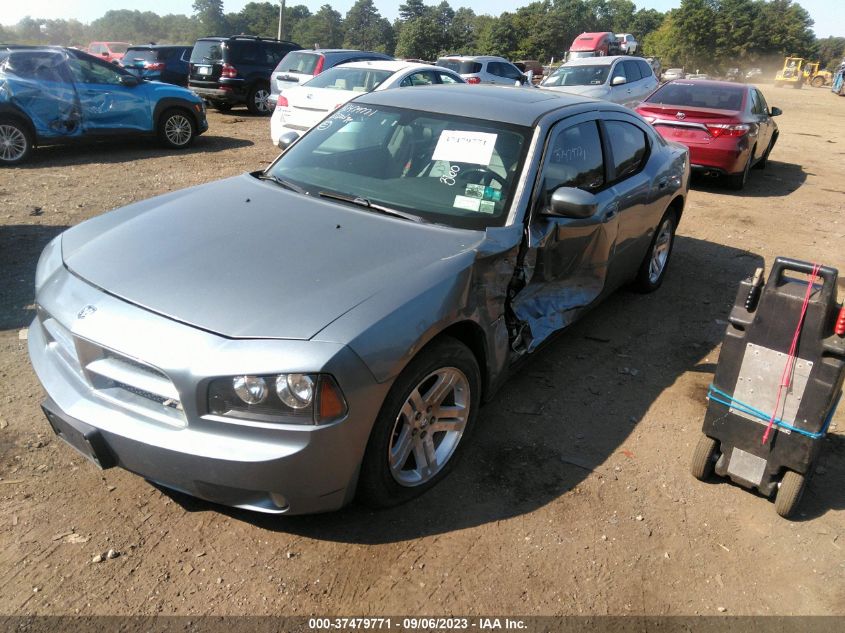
[188,36,301,114]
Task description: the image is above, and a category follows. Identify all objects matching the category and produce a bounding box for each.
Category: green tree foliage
[192,0,226,37]
[292,5,345,49]
[342,0,394,54]
[815,36,845,70]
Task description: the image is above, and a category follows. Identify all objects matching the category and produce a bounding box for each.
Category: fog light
[276,373,314,409]
[233,375,268,404]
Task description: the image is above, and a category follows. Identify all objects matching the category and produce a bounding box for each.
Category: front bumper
[29,265,389,514]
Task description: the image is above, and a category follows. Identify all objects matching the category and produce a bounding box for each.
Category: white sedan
[270,60,464,145]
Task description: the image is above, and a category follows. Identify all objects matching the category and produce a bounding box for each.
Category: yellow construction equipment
[774,57,805,88]
[804,61,832,88]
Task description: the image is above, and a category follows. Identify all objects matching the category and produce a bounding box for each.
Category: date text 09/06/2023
[308,617,528,630]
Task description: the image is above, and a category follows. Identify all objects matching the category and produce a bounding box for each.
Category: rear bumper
[189,85,246,104]
[655,128,750,175]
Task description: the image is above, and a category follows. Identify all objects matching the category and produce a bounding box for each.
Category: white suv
[435,55,529,86]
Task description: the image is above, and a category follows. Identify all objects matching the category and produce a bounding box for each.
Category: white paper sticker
[453,195,481,211]
[479,200,496,214]
[433,131,497,166]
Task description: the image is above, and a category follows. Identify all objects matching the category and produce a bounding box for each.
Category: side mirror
[769,106,782,117]
[118,74,140,87]
[544,187,598,219]
[101,52,109,57]
[277,130,300,151]
[611,75,627,86]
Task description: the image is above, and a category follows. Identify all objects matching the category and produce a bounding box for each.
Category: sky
[1,0,842,39]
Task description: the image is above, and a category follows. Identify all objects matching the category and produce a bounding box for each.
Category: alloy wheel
[388,367,470,487]
[648,218,673,284]
[0,124,27,162]
[254,89,271,113]
[164,115,192,146]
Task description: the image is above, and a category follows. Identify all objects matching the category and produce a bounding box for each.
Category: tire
[691,436,719,480]
[775,470,806,518]
[727,148,754,190]
[357,337,481,508]
[633,208,677,293]
[810,76,824,88]
[213,102,233,112]
[755,133,777,170]
[246,83,272,115]
[0,117,34,166]
[158,108,196,149]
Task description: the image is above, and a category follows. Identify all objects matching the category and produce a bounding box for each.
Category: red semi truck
[566,32,620,60]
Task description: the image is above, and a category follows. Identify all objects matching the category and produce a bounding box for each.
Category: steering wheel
[458,167,508,189]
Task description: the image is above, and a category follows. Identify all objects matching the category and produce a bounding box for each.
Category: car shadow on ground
[156,233,845,540]
[0,224,69,330]
[691,160,807,197]
[12,135,254,169]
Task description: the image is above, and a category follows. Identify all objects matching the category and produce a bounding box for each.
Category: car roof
[563,55,627,67]
[354,84,608,126]
[126,45,189,50]
[437,55,507,62]
[333,60,435,72]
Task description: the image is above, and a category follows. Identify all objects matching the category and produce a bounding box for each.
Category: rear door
[513,115,619,350]
[189,39,224,87]
[66,53,150,133]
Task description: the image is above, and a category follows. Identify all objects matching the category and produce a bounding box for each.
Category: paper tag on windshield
[453,195,481,211]
[433,131,497,166]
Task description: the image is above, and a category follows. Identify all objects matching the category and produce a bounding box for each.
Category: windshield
[304,66,392,91]
[646,82,745,110]
[265,104,530,230]
[436,59,482,74]
[107,43,130,54]
[191,40,223,63]
[123,48,162,63]
[542,65,610,87]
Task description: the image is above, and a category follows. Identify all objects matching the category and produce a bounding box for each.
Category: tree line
[1,0,843,71]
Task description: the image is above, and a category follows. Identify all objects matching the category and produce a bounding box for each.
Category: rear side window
[191,40,223,63]
[605,121,648,180]
[636,60,653,78]
[278,51,320,74]
[124,48,159,63]
[226,41,261,64]
[647,82,745,110]
[436,59,482,74]
[265,43,296,66]
[306,67,392,91]
[437,72,461,84]
[4,52,68,82]
[623,60,642,81]
[542,121,605,194]
[400,71,436,87]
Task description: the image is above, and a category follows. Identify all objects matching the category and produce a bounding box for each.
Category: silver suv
[435,55,528,85]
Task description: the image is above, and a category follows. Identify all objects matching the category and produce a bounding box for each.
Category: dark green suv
[188,36,301,115]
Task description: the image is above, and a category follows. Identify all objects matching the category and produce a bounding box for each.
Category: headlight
[208,374,347,425]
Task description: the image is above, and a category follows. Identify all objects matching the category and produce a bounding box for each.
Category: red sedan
[636,80,780,190]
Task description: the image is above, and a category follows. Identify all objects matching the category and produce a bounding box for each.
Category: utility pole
[277,0,286,40]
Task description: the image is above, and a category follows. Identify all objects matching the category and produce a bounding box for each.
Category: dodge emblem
[77,305,97,319]
[675,111,686,120]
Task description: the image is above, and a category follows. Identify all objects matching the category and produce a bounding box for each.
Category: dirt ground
[1,84,844,619]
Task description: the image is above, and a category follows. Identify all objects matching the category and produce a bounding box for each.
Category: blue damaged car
[0,46,208,165]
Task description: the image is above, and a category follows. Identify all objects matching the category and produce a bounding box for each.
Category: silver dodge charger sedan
[29,85,689,514]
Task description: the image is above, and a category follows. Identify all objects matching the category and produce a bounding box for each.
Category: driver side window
[541,121,605,199]
[68,57,123,85]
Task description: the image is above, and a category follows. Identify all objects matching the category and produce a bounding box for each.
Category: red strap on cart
[762,263,821,444]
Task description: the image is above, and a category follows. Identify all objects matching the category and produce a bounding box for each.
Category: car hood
[61,174,483,340]
[543,84,608,98]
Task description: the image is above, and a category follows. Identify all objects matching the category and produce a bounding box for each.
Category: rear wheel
[247,83,272,115]
[727,147,754,190]
[633,208,677,293]
[158,109,196,149]
[810,76,825,88]
[775,470,806,518]
[0,117,33,166]
[357,337,481,508]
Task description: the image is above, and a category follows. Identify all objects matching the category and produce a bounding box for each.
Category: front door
[66,54,150,133]
[511,115,619,351]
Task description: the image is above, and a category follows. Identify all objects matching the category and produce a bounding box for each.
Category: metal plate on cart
[731,343,812,433]
[726,447,767,486]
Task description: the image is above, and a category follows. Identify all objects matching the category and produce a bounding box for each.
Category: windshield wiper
[255,173,306,194]
[318,191,425,223]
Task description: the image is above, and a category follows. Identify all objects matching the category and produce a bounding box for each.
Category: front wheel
[0,117,33,166]
[775,470,806,518]
[633,209,677,293]
[357,337,481,508]
[247,83,272,115]
[810,76,825,88]
[158,109,196,149]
